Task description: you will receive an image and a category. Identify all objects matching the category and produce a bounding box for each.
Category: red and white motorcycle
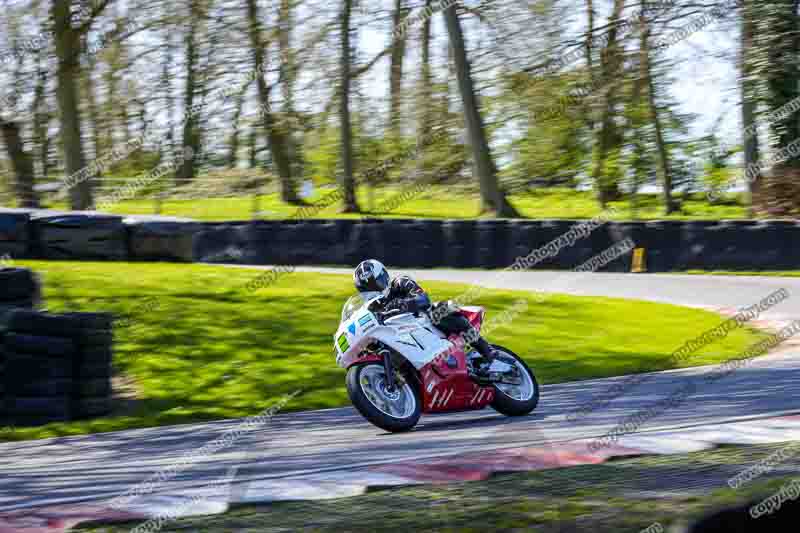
[334,293,539,432]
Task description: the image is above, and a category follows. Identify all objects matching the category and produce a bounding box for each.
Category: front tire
[346,362,421,432]
[490,345,540,416]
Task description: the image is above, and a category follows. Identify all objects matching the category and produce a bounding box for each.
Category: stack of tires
[0,267,41,314]
[0,266,41,423]
[68,313,114,419]
[3,322,76,426]
[2,310,113,426]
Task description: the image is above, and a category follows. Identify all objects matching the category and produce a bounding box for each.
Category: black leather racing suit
[372,275,495,359]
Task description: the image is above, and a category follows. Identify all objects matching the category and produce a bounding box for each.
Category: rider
[353,259,497,376]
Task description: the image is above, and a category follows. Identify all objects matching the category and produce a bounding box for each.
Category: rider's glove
[368,296,387,313]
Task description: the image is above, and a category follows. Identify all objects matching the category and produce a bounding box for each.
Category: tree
[1,120,39,208]
[338,0,359,212]
[228,86,247,169]
[749,0,800,216]
[245,0,301,204]
[740,0,760,214]
[389,0,408,138]
[417,0,434,142]
[590,0,625,207]
[33,54,52,181]
[52,0,114,210]
[278,0,302,177]
[584,0,595,132]
[638,1,676,214]
[443,4,519,218]
[177,0,204,182]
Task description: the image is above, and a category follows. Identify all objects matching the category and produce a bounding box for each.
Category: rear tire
[346,362,421,433]
[489,345,540,417]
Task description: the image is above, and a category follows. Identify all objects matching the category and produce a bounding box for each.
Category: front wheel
[490,345,540,416]
[346,362,421,432]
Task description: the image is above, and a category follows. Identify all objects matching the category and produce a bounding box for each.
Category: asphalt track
[2,270,800,512]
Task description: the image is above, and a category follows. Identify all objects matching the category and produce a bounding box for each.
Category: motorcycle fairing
[419,333,494,413]
[336,310,453,370]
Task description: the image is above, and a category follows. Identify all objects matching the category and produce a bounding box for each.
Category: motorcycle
[334,292,539,432]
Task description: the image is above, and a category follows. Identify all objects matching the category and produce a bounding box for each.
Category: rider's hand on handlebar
[375,307,402,325]
[368,296,387,313]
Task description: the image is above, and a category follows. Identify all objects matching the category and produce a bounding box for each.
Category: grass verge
[49,187,747,221]
[0,261,766,442]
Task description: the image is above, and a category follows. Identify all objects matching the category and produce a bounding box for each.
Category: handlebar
[375,308,405,325]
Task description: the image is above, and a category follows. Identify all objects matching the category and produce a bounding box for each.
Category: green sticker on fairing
[337,333,350,352]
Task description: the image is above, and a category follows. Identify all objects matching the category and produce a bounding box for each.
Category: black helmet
[354,259,390,294]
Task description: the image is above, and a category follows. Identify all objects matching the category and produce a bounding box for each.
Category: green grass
[0,261,766,442]
[47,186,748,221]
[73,442,800,532]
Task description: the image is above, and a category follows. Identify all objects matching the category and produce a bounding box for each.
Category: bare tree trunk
[443,4,518,217]
[103,60,116,153]
[177,0,202,182]
[339,0,360,212]
[245,0,301,204]
[751,0,800,216]
[163,32,176,157]
[84,61,101,161]
[585,0,595,131]
[741,0,760,214]
[52,0,92,210]
[33,52,50,180]
[108,11,132,149]
[389,0,407,138]
[120,87,132,146]
[418,0,433,141]
[279,0,301,177]
[229,89,246,169]
[639,3,676,214]
[591,0,625,207]
[628,33,646,219]
[1,121,39,208]
[249,125,258,169]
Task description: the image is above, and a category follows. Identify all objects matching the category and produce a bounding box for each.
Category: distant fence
[1,209,799,271]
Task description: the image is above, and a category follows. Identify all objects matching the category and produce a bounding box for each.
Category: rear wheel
[346,362,421,432]
[490,345,539,416]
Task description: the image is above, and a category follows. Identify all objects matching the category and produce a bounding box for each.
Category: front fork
[378,347,397,392]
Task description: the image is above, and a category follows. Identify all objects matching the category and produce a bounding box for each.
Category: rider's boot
[470,338,521,385]
[471,337,498,382]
